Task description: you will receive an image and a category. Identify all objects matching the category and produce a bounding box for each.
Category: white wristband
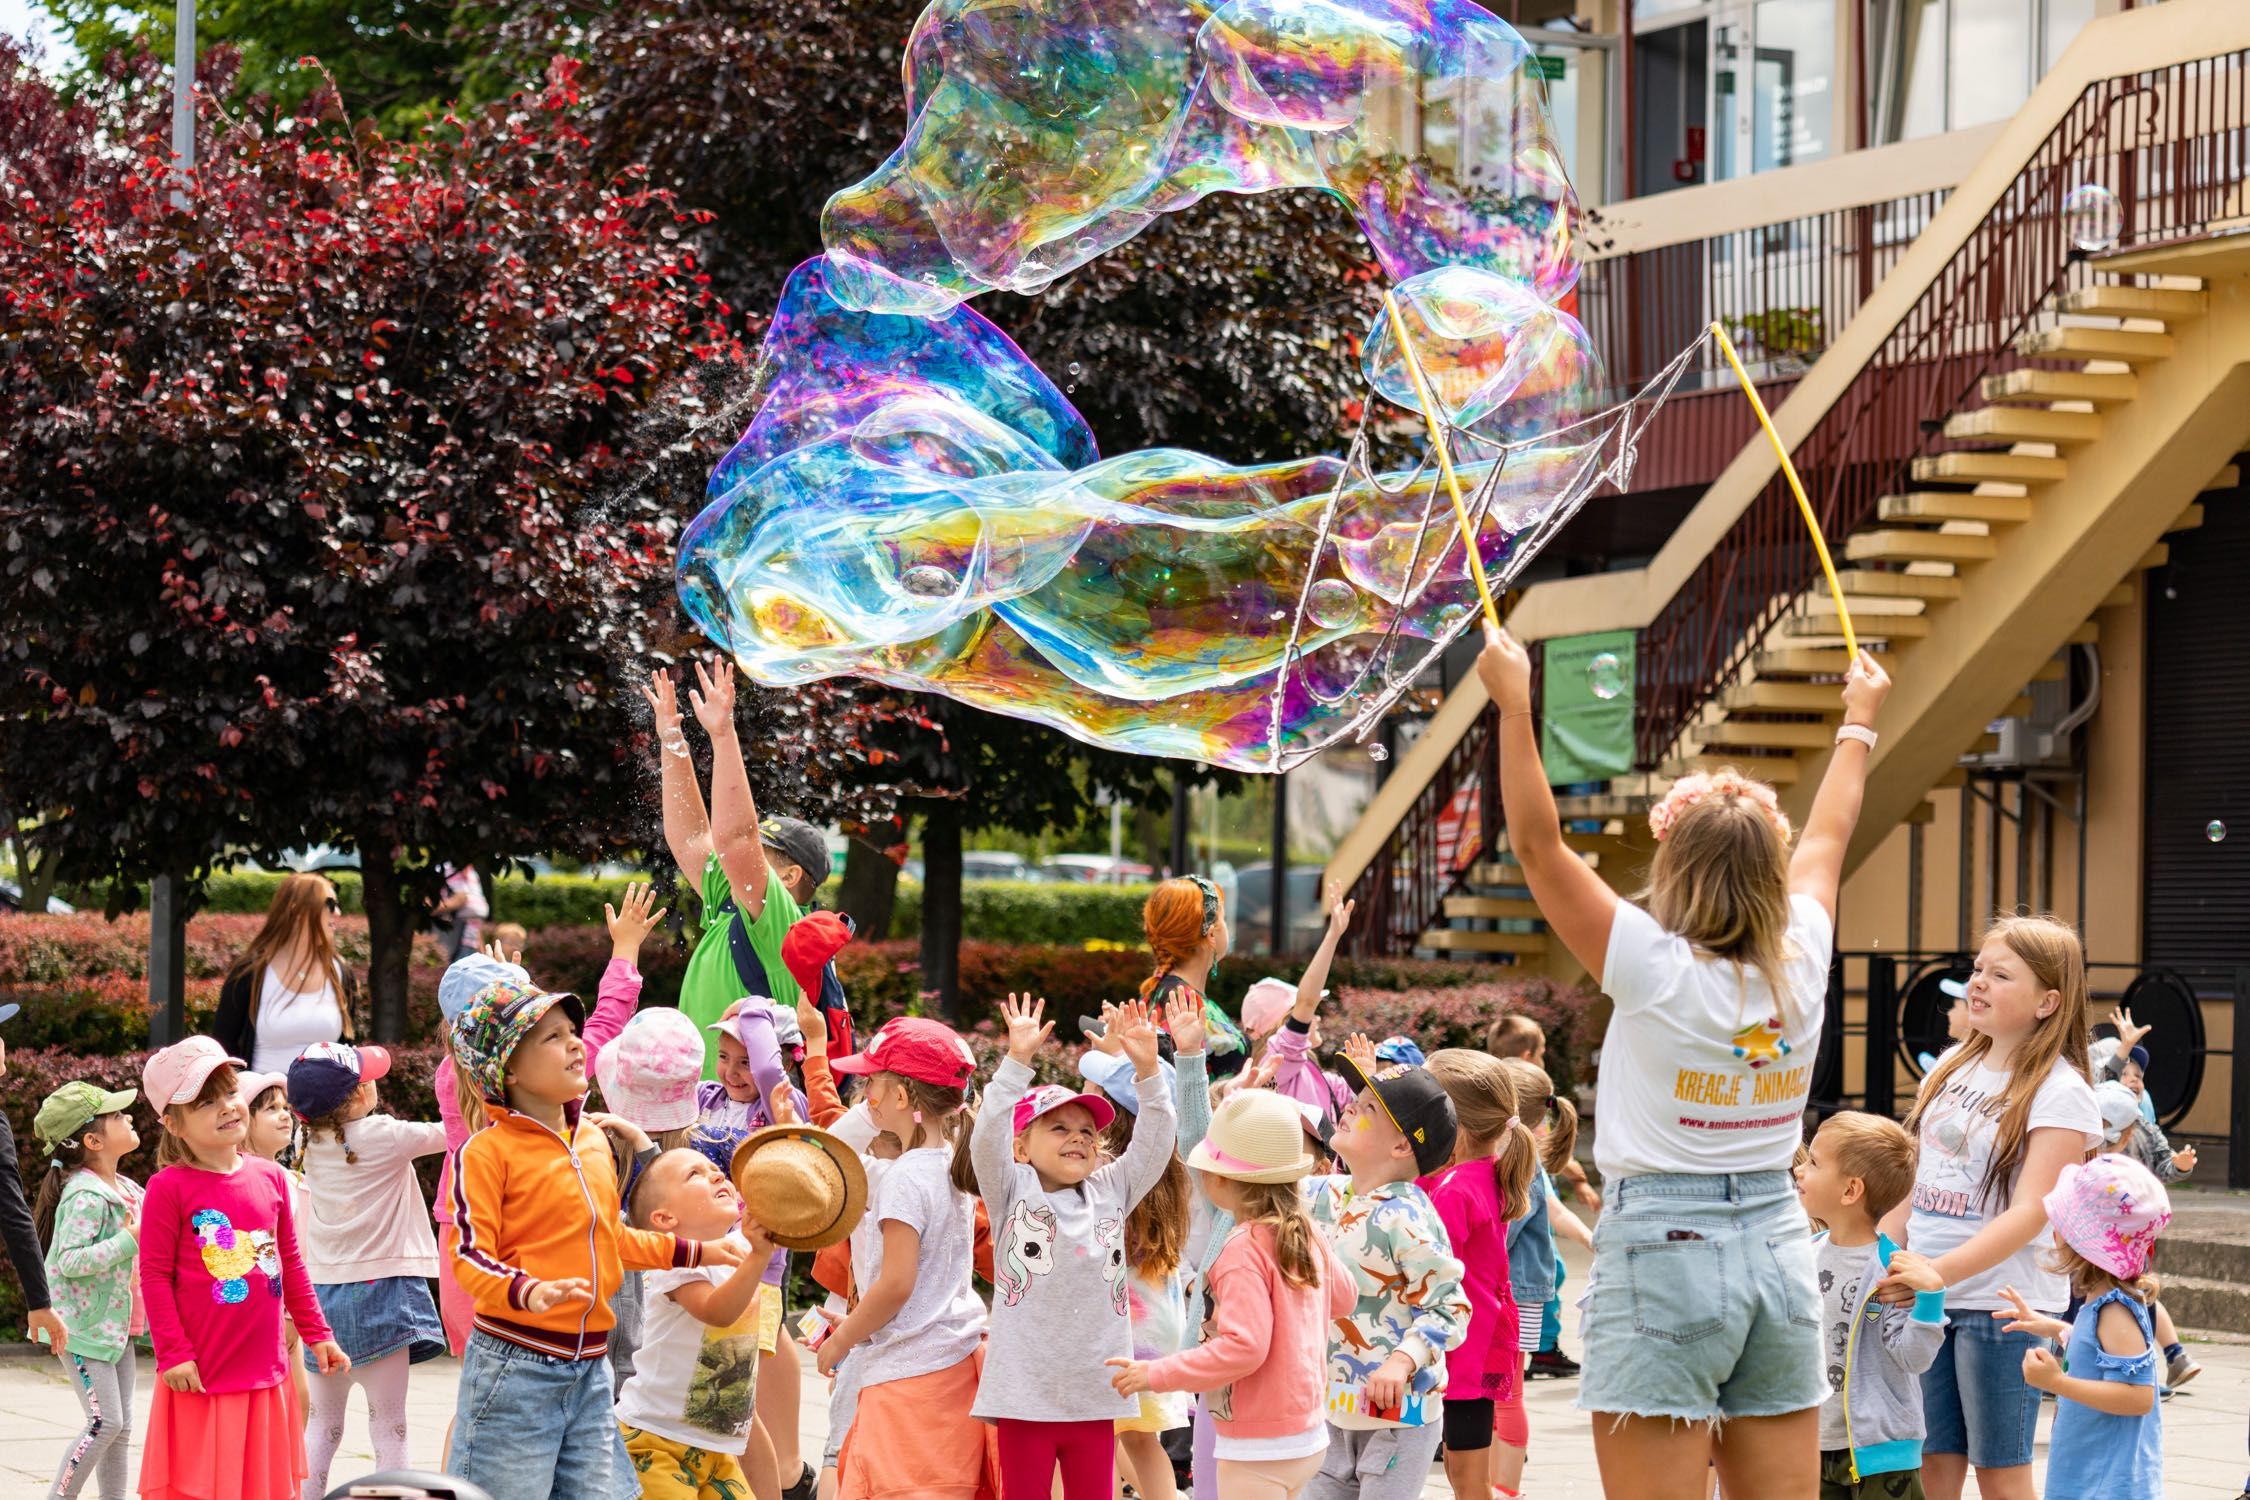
[1835,723,1878,751]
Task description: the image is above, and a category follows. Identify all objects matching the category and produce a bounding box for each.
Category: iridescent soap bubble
[2207,820,2228,844]
[2063,183,2122,254]
[1306,578,1361,629]
[1367,742,1389,762]
[1586,651,1626,700]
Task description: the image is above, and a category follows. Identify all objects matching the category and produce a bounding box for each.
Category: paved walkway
[2,1241,2244,1498]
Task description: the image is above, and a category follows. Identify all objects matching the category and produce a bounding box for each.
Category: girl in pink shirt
[1420,1050,1540,1500]
[136,1038,347,1500]
[1109,1090,1353,1500]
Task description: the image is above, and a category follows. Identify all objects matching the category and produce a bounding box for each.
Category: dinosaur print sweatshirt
[970,1055,1176,1423]
[1304,1174,1469,1430]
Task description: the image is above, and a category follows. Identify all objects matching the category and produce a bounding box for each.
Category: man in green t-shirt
[643,659,828,1077]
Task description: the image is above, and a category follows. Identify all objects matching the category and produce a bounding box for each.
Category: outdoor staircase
[1329,10,2250,975]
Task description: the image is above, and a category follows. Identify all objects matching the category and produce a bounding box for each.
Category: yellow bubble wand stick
[1709,320,1857,660]
[1381,288,1503,633]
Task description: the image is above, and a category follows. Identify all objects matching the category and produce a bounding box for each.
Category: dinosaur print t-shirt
[616,1232,765,1454]
[1594,894,1834,1181]
[847,1146,984,1391]
[137,1155,332,1393]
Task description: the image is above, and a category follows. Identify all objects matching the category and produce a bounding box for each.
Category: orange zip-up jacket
[448,1098,702,1359]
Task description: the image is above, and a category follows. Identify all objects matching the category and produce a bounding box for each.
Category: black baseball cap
[1338,1053,1458,1175]
[759,817,829,881]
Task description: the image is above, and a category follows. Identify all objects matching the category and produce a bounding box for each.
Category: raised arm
[1103,1000,1178,1204]
[1787,651,1892,921]
[640,669,714,881]
[1476,627,1617,983]
[1291,890,1354,1026]
[688,656,775,920]
[973,995,1053,1210]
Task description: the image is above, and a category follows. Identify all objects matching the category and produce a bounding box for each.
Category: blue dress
[2043,1287,2162,1500]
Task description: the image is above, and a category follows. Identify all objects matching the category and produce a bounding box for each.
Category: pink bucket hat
[2043,1154,2172,1280]
[142,1036,244,1108]
[597,1008,708,1132]
[1012,1083,1116,1135]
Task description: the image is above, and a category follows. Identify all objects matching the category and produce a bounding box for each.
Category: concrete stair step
[2153,1272,2250,1337]
[1690,719,1842,752]
[1722,680,1857,713]
[1442,895,1545,923]
[2206,464,2240,492]
[1754,646,1881,676]
[1879,491,2036,524]
[2013,325,2176,363]
[2170,503,2206,533]
[1418,928,1548,955]
[1784,609,1932,639]
[2054,284,2208,321]
[1979,368,2139,405]
[1910,451,2069,485]
[1832,568,1964,601]
[1660,752,1801,786]
[1845,530,1999,565]
[1942,406,2102,444]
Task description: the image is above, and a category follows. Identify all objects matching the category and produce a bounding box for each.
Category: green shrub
[888,879,1155,945]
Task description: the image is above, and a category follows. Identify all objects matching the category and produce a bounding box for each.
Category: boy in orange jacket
[445,979,746,1500]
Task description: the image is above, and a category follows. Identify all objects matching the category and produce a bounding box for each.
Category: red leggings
[995,1417,1114,1500]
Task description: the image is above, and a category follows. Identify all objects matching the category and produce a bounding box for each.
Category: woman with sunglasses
[211,873,359,1074]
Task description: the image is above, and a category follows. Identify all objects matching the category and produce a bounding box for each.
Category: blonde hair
[451,1053,489,1137]
[1905,915,2090,1211]
[1814,1111,1915,1222]
[1497,1057,1577,1178]
[1229,1178,1323,1290]
[1426,1049,1539,1223]
[156,1065,241,1169]
[1106,1108,1189,1281]
[1483,1013,1544,1060]
[2043,1240,2158,1307]
[1642,778,1795,1018]
[615,1132,696,1228]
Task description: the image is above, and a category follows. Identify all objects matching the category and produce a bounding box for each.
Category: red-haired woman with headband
[1476,625,1891,1500]
[1137,876,1249,1076]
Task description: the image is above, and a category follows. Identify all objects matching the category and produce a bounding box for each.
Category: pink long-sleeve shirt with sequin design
[138,1154,332,1392]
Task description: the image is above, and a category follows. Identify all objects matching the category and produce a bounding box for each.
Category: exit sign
[1529,54,1567,81]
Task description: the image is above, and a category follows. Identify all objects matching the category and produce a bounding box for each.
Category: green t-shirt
[678,854,804,1079]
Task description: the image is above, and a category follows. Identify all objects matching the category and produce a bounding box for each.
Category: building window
[1868,0,2096,144]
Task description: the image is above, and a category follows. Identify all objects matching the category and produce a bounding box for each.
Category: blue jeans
[1921,1314,2044,1469]
[1577,1170,1824,1422]
[449,1331,636,1500]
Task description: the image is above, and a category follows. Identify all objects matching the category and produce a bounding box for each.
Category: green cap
[33,1082,138,1152]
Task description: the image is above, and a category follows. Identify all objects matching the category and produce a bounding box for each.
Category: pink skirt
[140,1378,306,1500]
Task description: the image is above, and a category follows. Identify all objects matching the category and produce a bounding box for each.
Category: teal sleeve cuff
[1912,1289,1948,1323]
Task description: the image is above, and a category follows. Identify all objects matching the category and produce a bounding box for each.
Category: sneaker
[783,1462,817,1500]
[2167,1348,2202,1389]
[1526,1347,1581,1379]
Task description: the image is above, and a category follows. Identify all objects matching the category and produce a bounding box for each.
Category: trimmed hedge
[888,879,1155,945]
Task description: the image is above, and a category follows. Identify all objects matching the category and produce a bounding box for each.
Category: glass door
[1711,0,1836,180]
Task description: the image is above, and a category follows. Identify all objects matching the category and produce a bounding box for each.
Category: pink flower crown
[1648,771,1793,845]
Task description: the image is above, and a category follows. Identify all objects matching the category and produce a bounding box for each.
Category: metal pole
[149,875,188,1047]
[2233,967,2250,1190]
[170,0,195,211]
[1168,768,1190,878]
[1865,955,1896,1119]
[1269,771,1289,955]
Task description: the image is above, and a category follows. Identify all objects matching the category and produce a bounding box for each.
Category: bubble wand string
[1381,288,1502,633]
[1710,320,1857,660]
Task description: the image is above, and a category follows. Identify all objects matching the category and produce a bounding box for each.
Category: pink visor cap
[1011,1083,1116,1135]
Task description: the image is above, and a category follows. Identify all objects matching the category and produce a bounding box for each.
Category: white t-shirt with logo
[614,1231,760,1454]
[1906,1053,2100,1312]
[1594,894,1833,1181]
[849,1146,985,1390]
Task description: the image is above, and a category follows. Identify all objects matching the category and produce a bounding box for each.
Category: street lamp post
[169,0,194,208]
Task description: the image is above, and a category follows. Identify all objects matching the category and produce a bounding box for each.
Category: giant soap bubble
[681,0,1682,771]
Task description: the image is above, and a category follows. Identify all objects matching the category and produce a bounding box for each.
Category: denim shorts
[448,1331,636,1500]
[1576,1170,1825,1422]
[1920,1315,2043,1469]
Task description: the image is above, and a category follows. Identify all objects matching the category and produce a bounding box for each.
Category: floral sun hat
[2043,1153,2171,1281]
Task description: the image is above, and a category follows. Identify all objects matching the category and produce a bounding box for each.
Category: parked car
[960,850,1033,883]
[1037,854,1156,885]
[0,880,74,915]
[1230,863,1330,949]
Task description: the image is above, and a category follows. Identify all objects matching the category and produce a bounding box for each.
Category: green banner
[1541,630,1636,785]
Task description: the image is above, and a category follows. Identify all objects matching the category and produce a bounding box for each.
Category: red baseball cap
[782,910,854,997]
[828,1017,976,1089]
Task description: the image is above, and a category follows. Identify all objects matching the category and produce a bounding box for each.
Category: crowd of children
[13,642,2201,1500]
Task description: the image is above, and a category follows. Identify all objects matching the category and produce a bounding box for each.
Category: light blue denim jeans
[1576,1170,1825,1422]
[448,1331,636,1500]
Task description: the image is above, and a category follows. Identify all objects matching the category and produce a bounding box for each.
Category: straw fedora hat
[729,1124,869,1251]
[1186,1090,1318,1184]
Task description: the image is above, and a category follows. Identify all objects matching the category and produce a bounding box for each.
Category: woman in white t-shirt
[1477,627,1890,1500]
[1879,916,2099,1500]
[210,872,357,1074]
